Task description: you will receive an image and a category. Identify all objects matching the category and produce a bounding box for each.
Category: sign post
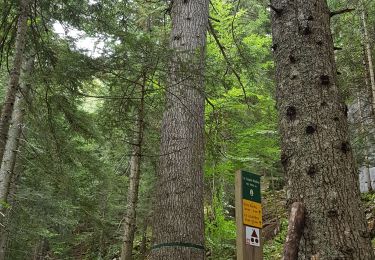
[236,170,263,259]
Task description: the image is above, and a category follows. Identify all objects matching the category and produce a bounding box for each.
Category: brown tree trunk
[0,56,32,260]
[0,56,32,204]
[149,1,209,259]
[270,0,375,259]
[120,78,146,260]
[0,95,23,260]
[0,0,30,163]
[0,158,22,260]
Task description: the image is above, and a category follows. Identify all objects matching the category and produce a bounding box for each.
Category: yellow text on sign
[243,199,262,228]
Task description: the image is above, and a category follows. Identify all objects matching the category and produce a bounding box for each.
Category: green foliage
[205,189,236,259]
[263,219,288,260]
[2,0,375,258]
[361,192,375,204]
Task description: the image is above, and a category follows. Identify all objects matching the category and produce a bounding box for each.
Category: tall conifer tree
[149,1,209,259]
[270,0,375,258]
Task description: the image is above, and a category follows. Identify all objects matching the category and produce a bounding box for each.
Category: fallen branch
[283,202,305,260]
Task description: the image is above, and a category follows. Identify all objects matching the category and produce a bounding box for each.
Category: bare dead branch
[268,5,283,15]
[330,8,355,17]
[283,202,305,260]
[209,16,220,23]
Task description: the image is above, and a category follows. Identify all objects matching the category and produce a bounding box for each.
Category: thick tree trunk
[270,0,375,259]
[120,79,146,260]
[0,0,30,163]
[149,1,209,259]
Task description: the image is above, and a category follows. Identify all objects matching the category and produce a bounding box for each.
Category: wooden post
[236,170,263,260]
[236,171,245,259]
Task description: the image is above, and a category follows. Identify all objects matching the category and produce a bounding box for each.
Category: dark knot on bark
[286,106,297,120]
[306,124,316,135]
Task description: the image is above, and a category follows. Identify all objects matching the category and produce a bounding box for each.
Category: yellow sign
[243,199,262,228]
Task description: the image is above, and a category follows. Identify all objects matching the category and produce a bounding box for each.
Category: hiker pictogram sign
[246,226,260,247]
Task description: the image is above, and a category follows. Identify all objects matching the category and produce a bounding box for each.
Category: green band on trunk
[151,242,205,251]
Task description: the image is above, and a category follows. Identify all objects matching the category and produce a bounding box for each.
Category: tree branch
[330,8,355,17]
[283,202,305,260]
[205,97,215,110]
[268,4,283,15]
[209,16,220,23]
[208,20,249,105]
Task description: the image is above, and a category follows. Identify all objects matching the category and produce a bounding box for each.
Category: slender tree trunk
[0,156,23,257]
[0,158,22,260]
[120,78,146,260]
[0,0,30,163]
[0,56,33,260]
[270,0,375,259]
[360,1,375,116]
[0,58,32,203]
[360,1,375,160]
[0,94,23,260]
[149,1,209,259]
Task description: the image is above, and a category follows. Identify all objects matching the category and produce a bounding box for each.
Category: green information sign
[241,170,261,203]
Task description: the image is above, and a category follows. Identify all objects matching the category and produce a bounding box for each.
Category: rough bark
[0,56,32,260]
[270,0,375,259]
[0,156,22,260]
[0,95,23,259]
[283,202,305,260]
[0,0,30,163]
[149,1,209,259]
[120,79,146,260]
[0,67,30,203]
